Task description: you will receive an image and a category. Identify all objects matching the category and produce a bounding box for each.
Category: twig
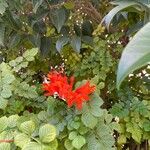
[0,140,14,143]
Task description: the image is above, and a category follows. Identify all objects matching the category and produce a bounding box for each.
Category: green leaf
[71,35,81,53]
[0,0,8,15]
[0,116,7,132]
[0,97,8,110]
[50,8,67,32]
[0,24,5,46]
[143,120,150,131]
[126,122,142,143]
[1,85,12,98]
[117,134,126,145]
[81,110,97,129]
[69,131,78,140]
[117,22,150,89]
[23,48,38,61]
[72,135,86,149]
[14,133,30,148]
[64,139,74,150]
[40,37,51,56]
[103,1,140,30]
[56,36,69,52]
[20,121,35,135]
[2,74,15,84]
[22,142,43,150]
[45,139,58,150]
[7,115,19,128]
[64,1,75,9]
[39,124,56,143]
[0,143,10,150]
[33,0,43,13]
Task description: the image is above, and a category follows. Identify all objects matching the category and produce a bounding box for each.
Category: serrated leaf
[23,48,38,61]
[14,133,30,148]
[1,85,12,98]
[81,110,97,129]
[7,115,19,128]
[46,139,58,150]
[22,142,43,150]
[2,74,15,84]
[64,139,74,150]
[64,1,75,9]
[69,131,78,140]
[0,143,10,150]
[39,124,56,143]
[0,116,7,132]
[126,122,142,143]
[0,97,8,110]
[20,121,35,135]
[72,135,86,149]
[117,22,150,89]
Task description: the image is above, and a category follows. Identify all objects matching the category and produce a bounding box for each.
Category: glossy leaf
[102,1,140,30]
[49,8,68,33]
[117,22,150,89]
[71,35,81,53]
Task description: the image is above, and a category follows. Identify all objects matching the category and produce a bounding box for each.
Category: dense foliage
[0,0,149,150]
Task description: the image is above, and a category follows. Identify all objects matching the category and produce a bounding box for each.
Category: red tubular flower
[42,69,95,110]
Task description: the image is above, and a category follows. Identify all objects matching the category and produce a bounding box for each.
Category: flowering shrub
[43,69,95,110]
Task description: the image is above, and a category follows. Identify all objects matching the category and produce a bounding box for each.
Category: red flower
[42,70,95,110]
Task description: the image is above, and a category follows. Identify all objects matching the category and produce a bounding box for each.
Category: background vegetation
[0,0,149,149]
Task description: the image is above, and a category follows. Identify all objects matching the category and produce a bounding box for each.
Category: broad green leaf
[56,36,69,52]
[22,142,43,150]
[20,120,35,135]
[14,133,30,148]
[71,36,81,53]
[103,1,140,30]
[0,143,10,150]
[0,97,8,110]
[117,22,150,89]
[72,135,86,149]
[50,8,67,32]
[39,124,56,143]
[0,116,7,132]
[0,0,8,15]
[40,37,51,56]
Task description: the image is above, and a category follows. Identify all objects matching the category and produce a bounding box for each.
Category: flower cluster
[42,70,95,110]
